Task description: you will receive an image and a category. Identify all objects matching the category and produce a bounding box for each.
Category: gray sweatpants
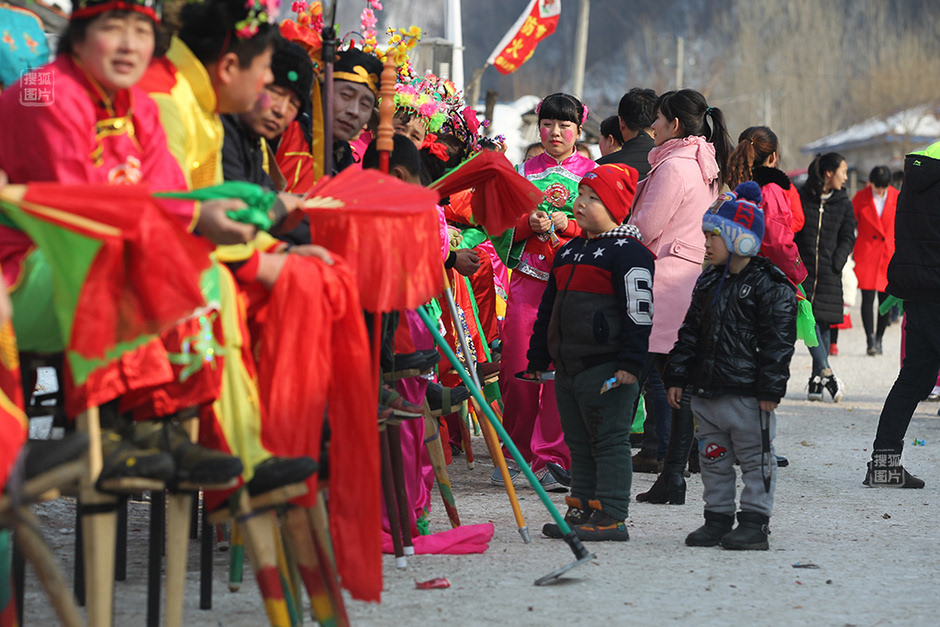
[691,395,776,517]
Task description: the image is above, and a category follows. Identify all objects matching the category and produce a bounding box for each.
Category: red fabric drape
[430,151,543,236]
[257,255,381,602]
[303,168,444,313]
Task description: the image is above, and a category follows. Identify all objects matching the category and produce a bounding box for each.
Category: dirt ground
[20,302,940,625]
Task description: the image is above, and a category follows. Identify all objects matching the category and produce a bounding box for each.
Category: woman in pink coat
[628,89,732,505]
[852,165,898,355]
[726,126,807,286]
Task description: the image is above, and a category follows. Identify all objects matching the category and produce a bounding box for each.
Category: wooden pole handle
[376,55,398,155]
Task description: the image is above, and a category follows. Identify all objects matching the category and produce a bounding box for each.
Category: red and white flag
[486,0,561,75]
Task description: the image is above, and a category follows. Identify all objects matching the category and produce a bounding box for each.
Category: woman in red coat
[852,166,898,355]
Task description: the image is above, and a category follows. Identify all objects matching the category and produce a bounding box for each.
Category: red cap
[579,164,639,224]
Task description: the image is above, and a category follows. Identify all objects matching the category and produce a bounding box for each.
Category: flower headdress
[394,76,447,133]
[235,0,280,39]
[279,0,324,72]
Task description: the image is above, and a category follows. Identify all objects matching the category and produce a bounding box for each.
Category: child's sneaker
[533,466,567,493]
[490,459,521,486]
[807,376,824,401]
[542,496,590,538]
[822,374,845,402]
[572,501,629,542]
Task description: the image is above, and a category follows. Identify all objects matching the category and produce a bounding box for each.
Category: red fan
[430,150,543,235]
[303,167,444,313]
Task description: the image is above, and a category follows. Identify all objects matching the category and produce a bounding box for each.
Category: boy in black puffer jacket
[665,182,797,551]
[526,164,655,542]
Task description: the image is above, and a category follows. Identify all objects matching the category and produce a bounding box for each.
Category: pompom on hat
[578,164,639,224]
[702,181,765,257]
[271,38,314,110]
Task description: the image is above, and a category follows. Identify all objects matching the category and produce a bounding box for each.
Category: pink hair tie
[581,104,589,125]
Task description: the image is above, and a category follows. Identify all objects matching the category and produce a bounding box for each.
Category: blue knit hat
[702,181,765,257]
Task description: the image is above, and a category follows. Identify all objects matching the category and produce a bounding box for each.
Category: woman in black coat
[795,152,856,402]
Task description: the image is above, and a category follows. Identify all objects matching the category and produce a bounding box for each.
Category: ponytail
[656,89,732,187]
[805,152,845,201]
[726,126,779,189]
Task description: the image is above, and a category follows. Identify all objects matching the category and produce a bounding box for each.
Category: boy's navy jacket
[664,256,796,403]
[527,224,655,377]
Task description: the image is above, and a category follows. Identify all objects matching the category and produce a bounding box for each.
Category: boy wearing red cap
[665,182,797,550]
[525,164,655,541]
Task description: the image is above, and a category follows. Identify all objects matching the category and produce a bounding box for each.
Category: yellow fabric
[150,37,224,190]
[148,37,273,476]
[212,260,270,479]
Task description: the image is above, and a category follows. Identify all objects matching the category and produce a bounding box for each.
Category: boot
[247,456,319,496]
[635,471,686,504]
[631,451,663,474]
[862,449,925,488]
[867,334,878,356]
[685,510,734,547]
[720,511,770,550]
[132,420,244,487]
[572,500,629,542]
[98,429,176,489]
[542,496,591,539]
[637,397,693,504]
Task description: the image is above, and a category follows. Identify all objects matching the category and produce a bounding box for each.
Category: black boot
[862,449,925,488]
[685,510,734,547]
[720,511,770,550]
[637,392,693,504]
[635,471,686,504]
[866,334,878,356]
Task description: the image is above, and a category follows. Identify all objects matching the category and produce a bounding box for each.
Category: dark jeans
[873,301,940,452]
[807,324,832,376]
[632,352,671,459]
[555,362,638,520]
[861,290,889,341]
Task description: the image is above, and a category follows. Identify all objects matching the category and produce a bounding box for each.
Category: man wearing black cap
[222,38,314,187]
[330,47,382,173]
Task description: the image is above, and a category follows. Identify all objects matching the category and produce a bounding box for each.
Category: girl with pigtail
[627,89,731,506]
[495,92,595,490]
[726,126,808,286]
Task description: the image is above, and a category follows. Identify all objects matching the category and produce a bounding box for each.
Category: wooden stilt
[164,491,192,627]
[386,424,414,554]
[304,498,349,627]
[12,508,83,627]
[77,406,118,627]
[379,430,406,569]
[234,490,293,627]
[422,400,460,528]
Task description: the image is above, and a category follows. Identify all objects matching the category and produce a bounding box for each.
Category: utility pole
[571,0,590,99]
[444,0,465,91]
[675,36,684,89]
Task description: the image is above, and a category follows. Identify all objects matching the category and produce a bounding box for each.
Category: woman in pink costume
[629,89,732,505]
[496,93,595,489]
